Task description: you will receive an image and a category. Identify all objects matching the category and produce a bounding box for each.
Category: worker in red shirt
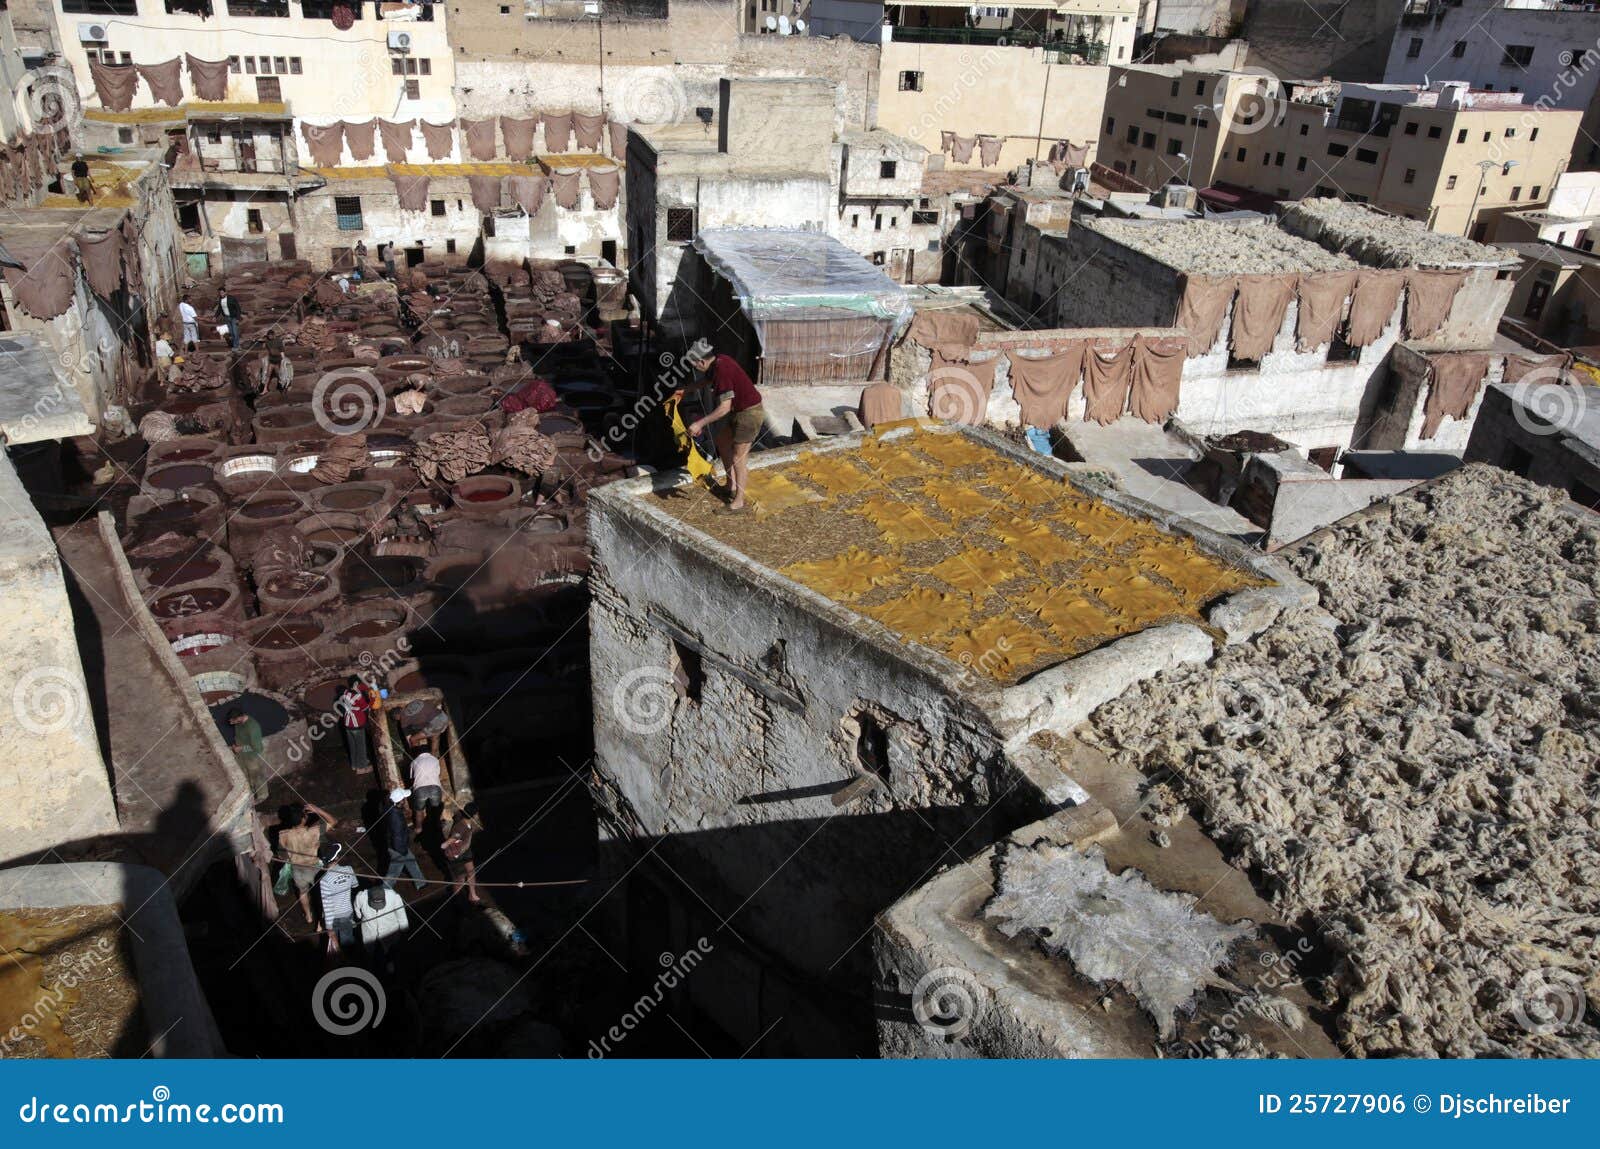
[686,347,765,512]
[336,676,372,774]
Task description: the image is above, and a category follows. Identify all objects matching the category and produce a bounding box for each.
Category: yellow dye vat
[781,547,899,599]
[655,428,1269,683]
[0,912,84,1058]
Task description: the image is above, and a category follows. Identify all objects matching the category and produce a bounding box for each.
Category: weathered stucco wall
[0,455,118,864]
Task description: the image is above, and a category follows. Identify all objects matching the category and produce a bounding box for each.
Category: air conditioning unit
[388,29,413,52]
[78,22,108,42]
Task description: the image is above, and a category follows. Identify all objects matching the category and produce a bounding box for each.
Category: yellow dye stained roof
[310,161,537,180]
[85,102,288,124]
[657,427,1268,684]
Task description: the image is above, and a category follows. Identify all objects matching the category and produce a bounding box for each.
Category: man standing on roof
[685,346,764,512]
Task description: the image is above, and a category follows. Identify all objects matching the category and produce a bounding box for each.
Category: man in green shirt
[228,708,270,802]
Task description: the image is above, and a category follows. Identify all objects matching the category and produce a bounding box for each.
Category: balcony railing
[889,26,1108,62]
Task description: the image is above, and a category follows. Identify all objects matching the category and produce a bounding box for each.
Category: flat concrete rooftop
[636,424,1272,684]
[1080,216,1358,276]
[1280,198,1515,268]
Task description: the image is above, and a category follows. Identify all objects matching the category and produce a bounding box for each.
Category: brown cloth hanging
[118,213,142,293]
[1229,273,1296,362]
[951,135,976,164]
[461,118,498,161]
[379,119,415,162]
[940,130,955,155]
[76,227,126,299]
[137,59,184,107]
[1175,274,1236,356]
[1082,342,1135,425]
[1502,352,1567,386]
[3,239,78,320]
[907,308,979,352]
[927,349,996,424]
[573,111,604,151]
[501,116,537,161]
[608,119,629,158]
[1128,336,1186,424]
[185,55,230,101]
[1007,346,1083,428]
[543,111,573,153]
[1421,352,1490,438]
[1052,141,1089,168]
[420,121,455,160]
[301,122,344,167]
[1404,268,1467,339]
[89,60,138,112]
[506,174,547,215]
[389,169,430,213]
[1345,269,1406,347]
[467,174,503,212]
[1295,270,1357,351]
[588,166,620,210]
[343,119,377,162]
[977,135,1003,167]
[858,381,907,428]
[550,169,581,209]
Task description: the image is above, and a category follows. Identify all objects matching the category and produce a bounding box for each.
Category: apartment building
[1099,69,1582,236]
[1382,0,1600,167]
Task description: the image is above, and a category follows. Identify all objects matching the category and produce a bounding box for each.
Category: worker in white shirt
[178,298,199,350]
[353,883,410,967]
[154,332,174,371]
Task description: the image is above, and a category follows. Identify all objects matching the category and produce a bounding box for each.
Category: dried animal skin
[781,547,899,599]
[855,496,946,543]
[941,617,1061,679]
[927,547,1027,595]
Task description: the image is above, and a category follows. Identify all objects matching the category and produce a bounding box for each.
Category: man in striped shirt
[337,677,371,774]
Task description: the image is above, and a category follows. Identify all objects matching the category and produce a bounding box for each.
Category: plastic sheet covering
[693,229,912,326]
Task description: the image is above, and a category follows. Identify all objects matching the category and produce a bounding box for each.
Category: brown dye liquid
[460,486,512,503]
[157,446,215,462]
[339,617,401,639]
[306,526,363,545]
[392,670,467,695]
[252,622,322,649]
[148,463,214,489]
[321,488,381,510]
[152,587,231,616]
[343,557,420,593]
[302,679,345,712]
[241,498,299,519]
[139,502,205,524]
[147,556,220,587]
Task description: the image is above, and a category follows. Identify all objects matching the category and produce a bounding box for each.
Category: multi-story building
[1099,68,1582,237]
[1382,0,1600,167]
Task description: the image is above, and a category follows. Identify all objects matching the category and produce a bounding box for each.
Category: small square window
[446,239,456,254]
[1141,131,1155,149]
[404,79,419,100]
[1446,175,1457,190]
[290,57,302,74]
[1125,125,1138,144]
[246,208,263,233]
[1106,117,1115,134]
[1296,156,1306,172]
[851,213,859,228]
[1170,79,1179,97]
[273,56,286,74]
[1531,127,1539,141]
[1327,142,1348,157]
[245,57,256,74]
[1196,80,1205,96]
[1428,125,1441,139]
[1452,42,1466,58]
[501,4,510,10]
[898,70,923,92]
[392,59,404,76]
[1505,127,1516,138]
[1299,123,1308,136]
[1510,186,1522,200]
[1457,129,1468,143]
[1532,185,1542,199]
[117,127,134,143]
[228,56,240,73]
[880,160,897,179]
[420,59,431,76]
[1406,37,1423,59]
[431,199,446,217]
[1404,122,1418,136]
[1166,138,1182,156]
[1404,168,1416,184]
[1236,146,1246,161]
[666,207,695,242]
[1274,151,1284,166]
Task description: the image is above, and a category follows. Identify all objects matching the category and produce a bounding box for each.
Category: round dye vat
[429,562,480,589]
[171,632,233,658]
[368,433,410,451]
[157,446,217,463]
[518,514,567,536]
[304,525,364,545]
[458,481,514,503]
[250,620,323,650]
[151,586,232,618]
[240,497,301,519]
[302,678,346,713]
[392,669,469,696]
[137,501,207,525]
[263,571,330,597]
[320,486,384,511]
[147,463,215,490]
[539,416,581,435]
[339,615,403,640]
[209,690,291,743]
[146,555,222,588]
[258,409,311,429]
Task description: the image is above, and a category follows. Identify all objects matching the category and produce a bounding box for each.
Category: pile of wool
[1087,466,1600,1058]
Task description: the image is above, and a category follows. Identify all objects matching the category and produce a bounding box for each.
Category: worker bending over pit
[685,346,765,512]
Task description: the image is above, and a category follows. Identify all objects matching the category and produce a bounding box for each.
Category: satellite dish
[765,15,777,30]
[778,14,791,33]
[795,17,806,31]
[969,4,979,14]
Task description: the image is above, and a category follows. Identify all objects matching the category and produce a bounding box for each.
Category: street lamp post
[1466,158,1516,238]
[1188,103,1209,187]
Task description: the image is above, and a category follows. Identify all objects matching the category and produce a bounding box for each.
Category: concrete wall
[0,455,119,865]
[1242,0,1408,81]
[1464,379,1600,498]
[1152,0,1244,36]
[877,42,1108,172]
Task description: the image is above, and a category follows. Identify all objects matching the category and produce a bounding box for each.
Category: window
[1484,131,1492,142]
[1452,41,1466,58]
[1262,151,1270,165]
[1192,117,1208,129]
[1571,48,1591,68]
[1510,186,1522,200]
[1196,80,1206,96]
[228,56,240,73]
[666,207,695,242]
[1141,132,1155,149]
[898,70,923,92]
[879,160,897,179]
[246,208,263,234]
[1458,129,1467,143]
[912,210,938,225]
[446,239,456,254]
[1531,127,1539,141]
[431,199,446,217]
[1446,175,1457,190]
[1274,151,1285,167]
[1167,138,1182,155]
[62,0,137,10]
[1404,168,1416,184]
[405,79,420,99]
[1236,146,1246,161]
[502,3,510,10]
[1505,127,1516,138]
[1299,123,1308,136]
[1315,185,1339,197]
[1145,107,1165,120]
[1356,148,1378,164]
[890,217,897,227]
[1502,45,1533,68]
[256,77,280,101]
[273,56,286,74]
[874,215,882,231]
[117,127,134,144]
[669,640,704,704]
[482,215,495,237]
[1296,156,1307,172]
[1227,349,1262,372]
[1326,333,1360,363]
[392,59,405,75]
[1407,38,1423,59]
[1428,125,1441,139]
[850,212,859,228]
[1170,80,1180,97]
[1503,162,1514,175]
[245,57,256,74]
[290,57,302,74]
[853,711,891,782]
[1125,125,1138,144]
[1532,185,1542,199]
[1327,142,1348,157]
[1106,117,1115,134]
[1164,111,1186,125]
[225,0,290,14]
[1404,122,1418,136]
[334,196,363,231]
